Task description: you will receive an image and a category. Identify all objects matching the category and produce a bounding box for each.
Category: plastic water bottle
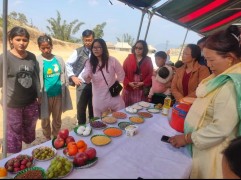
[162,95,171,116]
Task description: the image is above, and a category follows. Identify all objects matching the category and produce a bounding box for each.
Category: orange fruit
[68,146,78,156]
[78,144,87,153]
[76,140,86,149]
[67,142,77,149]
[0,167,7,177]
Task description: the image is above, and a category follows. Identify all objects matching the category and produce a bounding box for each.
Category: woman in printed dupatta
[122,40,153,106]
[168,25,241,179]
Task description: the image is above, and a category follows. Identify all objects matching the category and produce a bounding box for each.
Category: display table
[0,106,192,179]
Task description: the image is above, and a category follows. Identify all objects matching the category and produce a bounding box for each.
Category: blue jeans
[76,83,93,124]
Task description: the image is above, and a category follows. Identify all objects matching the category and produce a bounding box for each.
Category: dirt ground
[0,44,129,159]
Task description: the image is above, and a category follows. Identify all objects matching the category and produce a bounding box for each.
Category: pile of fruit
[46,156,72,179]
[32,147,56,161]
[5,154,34,173]
[73,147,97,167]
[53,129,75,149]
[63,140,87,157]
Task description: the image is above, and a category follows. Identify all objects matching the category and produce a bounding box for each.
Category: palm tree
[116,33,135,46]
[92,22,107,39]
[46,11,84,42]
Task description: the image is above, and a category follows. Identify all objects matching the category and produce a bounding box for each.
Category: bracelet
[184,134,189,144]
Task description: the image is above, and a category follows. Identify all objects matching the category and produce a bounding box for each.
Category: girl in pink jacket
[148,65,173,104]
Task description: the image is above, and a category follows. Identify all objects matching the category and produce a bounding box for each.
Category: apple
[73,152,88,167]
[14,167,20,172]
[85,147,96,160]
[65,136,75,145]
[13,161,20,168]
[20,164,26,170]
[54,137,65,149]
[21,159,28,165]
[58,129,69,140]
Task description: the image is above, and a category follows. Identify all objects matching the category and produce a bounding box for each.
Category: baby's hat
[156,65,173,83]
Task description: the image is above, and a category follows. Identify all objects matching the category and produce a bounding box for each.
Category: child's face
[39,42,53,59]
[155,56,166,68]
[222,156,239,179]
[10,35,29,52]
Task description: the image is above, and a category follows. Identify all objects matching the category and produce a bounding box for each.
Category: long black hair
[90,38,109,74]
[205,25,241,59]
[222,136,241,178]
[186,44,201,62]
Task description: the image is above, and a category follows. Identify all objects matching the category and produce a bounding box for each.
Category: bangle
[184,134,189,144]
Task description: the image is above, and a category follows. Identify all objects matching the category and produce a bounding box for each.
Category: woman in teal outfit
[37,35,72,140]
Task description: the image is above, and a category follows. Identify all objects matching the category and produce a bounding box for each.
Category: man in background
[66,29,94,125]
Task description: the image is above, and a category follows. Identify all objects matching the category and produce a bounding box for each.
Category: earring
[228,60,232,66]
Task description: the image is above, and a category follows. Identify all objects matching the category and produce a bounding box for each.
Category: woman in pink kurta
[82,38,125,117]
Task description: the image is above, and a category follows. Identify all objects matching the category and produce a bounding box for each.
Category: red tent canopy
[117,0,241,36]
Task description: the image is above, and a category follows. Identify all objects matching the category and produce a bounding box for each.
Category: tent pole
[177,29,189,61]
[136,9,146,41]
[144,10,153,41]
[2,0,8,158]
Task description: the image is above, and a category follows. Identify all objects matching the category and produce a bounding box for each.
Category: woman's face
[181,47,194,64]
[134,43,144,57]
[203,48,231,76]
[39,42,52,59]
[92,42,103,58]
[10,35,29,52]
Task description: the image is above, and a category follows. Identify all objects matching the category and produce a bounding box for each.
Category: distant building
[106,42,115,50]
[148,44,157,69]
[114,42,132,52]
[148,45,157,54]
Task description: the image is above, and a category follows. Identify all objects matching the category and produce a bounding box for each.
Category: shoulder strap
[100,68,109,87]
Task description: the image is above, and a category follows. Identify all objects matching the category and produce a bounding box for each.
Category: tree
[46,11,84,42]
[92,22,106,39]
[8,11,28,25]
[9,11,17,20]
[116,33,135,46]
[18,13,28,25]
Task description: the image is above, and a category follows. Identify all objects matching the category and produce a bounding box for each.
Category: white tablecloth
[0,106,192,179]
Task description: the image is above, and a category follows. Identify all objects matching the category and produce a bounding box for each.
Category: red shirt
[182,71,191,97]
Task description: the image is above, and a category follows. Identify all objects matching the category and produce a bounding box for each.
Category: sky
[0,0,203,50]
